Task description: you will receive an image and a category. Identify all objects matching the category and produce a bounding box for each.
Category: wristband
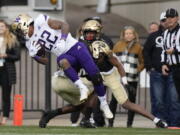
[122,76,128,85]
[61,33,68,40]
[34,55,40,60]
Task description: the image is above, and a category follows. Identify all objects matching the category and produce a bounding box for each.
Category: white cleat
[100,103,113,119]
[79,86,89,102]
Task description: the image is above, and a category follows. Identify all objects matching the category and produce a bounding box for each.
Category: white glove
[121,76,128,85]
[54,70,66,77]
[29,42,41,57]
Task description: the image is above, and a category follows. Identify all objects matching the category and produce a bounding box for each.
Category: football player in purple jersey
[11,14,113,119]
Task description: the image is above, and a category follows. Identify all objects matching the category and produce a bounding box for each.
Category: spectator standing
[109,26,144,127]
[161,8,180,127]
[148,22,159,34]
[0,20,20,125]
[143,11,180,127]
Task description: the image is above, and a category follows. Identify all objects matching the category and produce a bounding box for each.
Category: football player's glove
[29,42,41,57]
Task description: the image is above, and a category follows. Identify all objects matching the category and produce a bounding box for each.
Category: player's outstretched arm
[108,54,126,77]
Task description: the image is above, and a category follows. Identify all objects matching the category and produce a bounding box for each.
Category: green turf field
[0,126,179,135]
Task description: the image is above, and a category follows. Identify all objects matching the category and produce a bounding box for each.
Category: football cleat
[80,119,97,128]
[39,111,51,128]
[71,123,78,127]
[100,103,113,119]
[156,119,168,128]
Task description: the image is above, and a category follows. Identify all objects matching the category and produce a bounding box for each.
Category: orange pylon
[13,94,23,126]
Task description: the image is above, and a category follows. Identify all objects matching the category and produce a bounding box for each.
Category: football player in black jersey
[39,17,168,129]
[78,17,168,128]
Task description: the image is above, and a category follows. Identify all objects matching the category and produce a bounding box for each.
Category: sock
[94,84,105,96]
[84,107,93,121]
[74,79,89,94]
[153,117,160,124]
[47,108,63,120]
[64,67,79,82]
[98,95,107,106]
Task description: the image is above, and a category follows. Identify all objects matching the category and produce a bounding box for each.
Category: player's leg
[104,69,168,128]
[69,42,113,119]
[40,74,86,128]
[80,93,97,128]
[40,75,95,128]
[57,54,89,102]
[92,100,106,127]
[108,95,118,127]
[70,111,81,126]
[39,104,84,128]
[39,74,87,128]
[122,100,168,128]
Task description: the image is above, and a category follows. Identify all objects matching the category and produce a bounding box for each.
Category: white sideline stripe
[0,133,102,135]
[0,134,81,135]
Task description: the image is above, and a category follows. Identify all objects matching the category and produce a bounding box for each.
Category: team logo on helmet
[90,40,110,59]
[11,14,33,40]
[82,20,102,33]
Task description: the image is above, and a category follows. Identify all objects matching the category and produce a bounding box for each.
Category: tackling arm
[108,53,126,77]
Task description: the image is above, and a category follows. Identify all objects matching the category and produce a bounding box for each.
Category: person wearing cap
[144,11,180,127]
[161,8,180,127]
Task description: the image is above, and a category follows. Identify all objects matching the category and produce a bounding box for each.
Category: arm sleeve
[173,34,180,54]
[161,50,167,64]
[161,32,168,64]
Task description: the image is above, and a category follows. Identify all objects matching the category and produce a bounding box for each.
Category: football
[37,46,45,56]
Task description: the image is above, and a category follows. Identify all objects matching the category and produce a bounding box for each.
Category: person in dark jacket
[0,20,20,125]
[143,12,180,127]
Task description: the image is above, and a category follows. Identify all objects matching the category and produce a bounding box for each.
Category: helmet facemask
[83,30,98,42]
[82,20,102,43]
[11,14,33,41]
[90,41,110,59]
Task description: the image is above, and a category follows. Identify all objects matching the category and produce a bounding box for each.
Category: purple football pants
[57,42,105,96]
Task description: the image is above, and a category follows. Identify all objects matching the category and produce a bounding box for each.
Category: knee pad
[90,73,103,85]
